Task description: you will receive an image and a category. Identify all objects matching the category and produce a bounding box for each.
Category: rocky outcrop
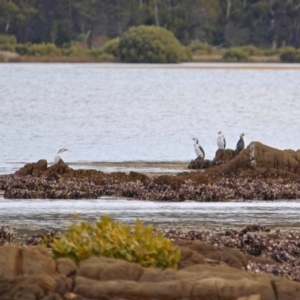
[0,244,300,299]
[188,157,213,169]
[15,159,48,177]
[207,141,300,177]
[1,142,300,200]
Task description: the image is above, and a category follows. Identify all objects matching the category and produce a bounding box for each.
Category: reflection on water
[1,197,300,230]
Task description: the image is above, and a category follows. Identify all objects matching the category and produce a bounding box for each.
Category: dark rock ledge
[1,142,300,200]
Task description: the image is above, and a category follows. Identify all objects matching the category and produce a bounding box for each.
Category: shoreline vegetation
[1,27,300,64]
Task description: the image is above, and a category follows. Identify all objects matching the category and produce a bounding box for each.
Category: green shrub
[223,47,249,62]
[61,46,88,57]
[0,43,16,52]
[0,34,17,52]
[102,37,120,57]
[88,48,105,58]
[280,47,300,62]
[25,43,62,57]
[261,49,280,56]
[119,25,190,63]
[50,216,181,268]
[15,43,31,55]
[239,45,262,56]
[0,34,17,45]
[188,41,213,55]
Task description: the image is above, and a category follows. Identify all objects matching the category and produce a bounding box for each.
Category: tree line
[1,0,300,49]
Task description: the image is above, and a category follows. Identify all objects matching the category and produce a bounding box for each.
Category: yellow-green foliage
[102,37,120,57]
[239,45,262,56]
[188,41,213,55]
[0,34,17,52]
[223,47,249,62]
[20,42,62,57]
[51,216,180,268]
[119,25,190,63]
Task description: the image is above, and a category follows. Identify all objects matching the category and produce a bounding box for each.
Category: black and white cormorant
[236,133,245,154]
[54,148,69,164]
[217,131,226,149]
[192,138,205,158]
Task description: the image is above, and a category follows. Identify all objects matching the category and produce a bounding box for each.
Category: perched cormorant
[236,133,245,154]
[191,138,205,158]
[217,131,226,149]
[54,148,69,164]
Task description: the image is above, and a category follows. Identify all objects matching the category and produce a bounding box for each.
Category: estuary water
[1,63,300,170]
[1,198,300,230]
[1,62,300,229]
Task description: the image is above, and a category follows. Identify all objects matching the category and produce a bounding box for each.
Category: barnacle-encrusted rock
[15,159,48,177]
[213,148,236,165]
[188,157,213,169]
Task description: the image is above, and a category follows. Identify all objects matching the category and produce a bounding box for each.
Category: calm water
[1,198,300,230]
[1,63,300,172]
[1,63,300,228]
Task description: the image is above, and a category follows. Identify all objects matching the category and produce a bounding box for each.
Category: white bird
[191,138,205,158]
[54,148,69,164]
[217,131,226,149]
[236,133,245,154]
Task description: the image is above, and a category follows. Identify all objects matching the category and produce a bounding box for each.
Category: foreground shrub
[51,216,180,268]
[223,47,249,62]
[102,37,120,57]
[119,25,190,63]
[280,47,300,62]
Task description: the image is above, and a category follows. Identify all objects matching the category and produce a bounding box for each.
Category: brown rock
[53,275,73,295]
[190,277,274,300]
[77,256,144,281]
[42,161,72,178]
[56,258,77,277]
[177,246,207,269]
[128,171,149,183]
[0,245,21,278]
[188,157,213,169]
[208,142,300,177]
[0,275,56,299]
[15,159,48,177]
[175,240,247,269]
[213,149,236,165]
[153,175,185,189]
[74,275,279,300]
[22,246,57,276]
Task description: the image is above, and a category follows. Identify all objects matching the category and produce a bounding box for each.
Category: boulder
[175,240,247,269]
[208,142,300,177]
[188,157,213,169]
[22,246,57,276]
[15,159,48,177]
[0,245,57,278]
[213,149,236,165]
[0,245,21,278]
[56,258,77,277]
